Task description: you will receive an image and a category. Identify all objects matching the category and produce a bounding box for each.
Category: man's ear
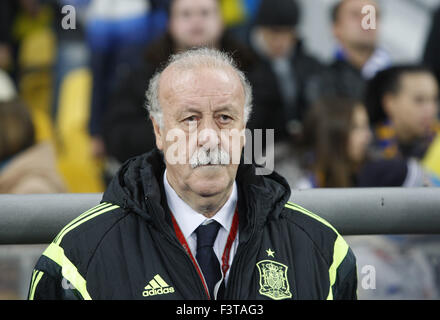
[151,116,164,151]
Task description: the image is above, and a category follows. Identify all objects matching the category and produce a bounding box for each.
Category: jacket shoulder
[281,201,357,299]
[29,202,125,300]
[55,202,123,247]
[45,202,126,278]
[282,201,342,248]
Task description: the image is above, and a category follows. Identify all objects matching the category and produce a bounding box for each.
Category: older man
[28,48,357,300]
[102,0,255,164]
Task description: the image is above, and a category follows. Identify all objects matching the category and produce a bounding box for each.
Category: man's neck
[165,171,234,218]
[395,128,415,145]
[190,188,234,218]
[341,43,375,70]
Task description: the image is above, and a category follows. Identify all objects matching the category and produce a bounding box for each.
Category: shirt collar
[163,169,237,240]
[334,44,391,79]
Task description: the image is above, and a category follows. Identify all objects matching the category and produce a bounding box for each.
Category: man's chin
[193,184,226,198]
[352,39,376,51]
[189,171,230,197]
[192,164,226,171]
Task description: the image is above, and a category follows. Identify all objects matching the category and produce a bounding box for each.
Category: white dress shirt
[163,170,239,285]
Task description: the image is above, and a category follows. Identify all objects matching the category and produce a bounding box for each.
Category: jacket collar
[163,168,238,238]
[102,148,291,234]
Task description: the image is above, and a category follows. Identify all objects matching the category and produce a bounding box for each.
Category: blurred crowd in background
[0,0,440,299]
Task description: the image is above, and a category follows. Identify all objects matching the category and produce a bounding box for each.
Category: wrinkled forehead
[170,0,220,16]
[159,65,245,105]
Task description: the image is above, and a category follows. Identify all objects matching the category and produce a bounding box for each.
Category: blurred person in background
[102,0,255,168]
[0,0,60,143]
[421,5,440,180]
[86,0,170,159]
[246,0,323,144]
[276,96,432,189]
[0,0,52,81]
[365,65,440,186]
[424,6,440,86]
[277,93,440,299]
[350,65,440,296]
[0,97,67,194]
[287,97,372,188]
[51,0,91,120]
[308,0,391,104]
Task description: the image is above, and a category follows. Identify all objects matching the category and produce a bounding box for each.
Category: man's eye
[180,10,191,19]
[184,116,199,123]
[218,115,232,123]
[200,8,213,18]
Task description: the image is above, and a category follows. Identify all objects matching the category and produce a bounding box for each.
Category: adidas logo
[142,274,175,297]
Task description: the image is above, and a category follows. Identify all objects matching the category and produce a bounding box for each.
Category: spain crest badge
[256,260,292,300]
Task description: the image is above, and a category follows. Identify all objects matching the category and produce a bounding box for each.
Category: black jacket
[247,41,323,142]
[307,59,366,104]
[28,149,357,300]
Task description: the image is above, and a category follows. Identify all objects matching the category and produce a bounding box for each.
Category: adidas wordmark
[143,274,175,297]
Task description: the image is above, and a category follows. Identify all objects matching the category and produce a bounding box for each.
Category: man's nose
[197,119,220,150]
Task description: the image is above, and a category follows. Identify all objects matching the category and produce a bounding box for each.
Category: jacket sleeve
[331,246,358,300]
[28,242,91,300]
[28,268,72,300]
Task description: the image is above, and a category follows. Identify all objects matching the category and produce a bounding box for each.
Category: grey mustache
[189,147,230,169]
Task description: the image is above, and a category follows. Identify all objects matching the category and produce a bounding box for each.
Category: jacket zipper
[224,204,258,299]
[144,196,210,300]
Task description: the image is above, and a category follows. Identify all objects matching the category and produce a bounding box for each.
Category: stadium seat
[18,28,56,143]
[55,68,105,193]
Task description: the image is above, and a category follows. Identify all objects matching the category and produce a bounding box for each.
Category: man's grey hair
[145,48,253,128]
